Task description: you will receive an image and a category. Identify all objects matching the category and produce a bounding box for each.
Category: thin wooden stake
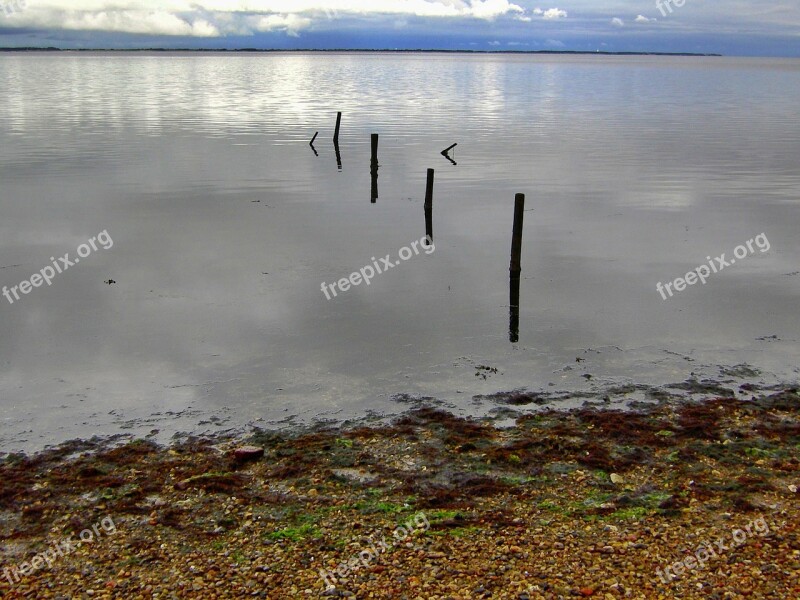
[441,143,457,155]
[333,112,342,144]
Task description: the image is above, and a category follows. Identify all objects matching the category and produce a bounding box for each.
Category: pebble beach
[1,387,798,599]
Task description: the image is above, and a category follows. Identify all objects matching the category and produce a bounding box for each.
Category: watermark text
[656,515,776,583]
[319,512,429,588]
[1,0,26,16]
[3,515,117,587]
[656,233,770,300]
[656,0,688,17]
[321,236,434,300]
[3,230,114,306]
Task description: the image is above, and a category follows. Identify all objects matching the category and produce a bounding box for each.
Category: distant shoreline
[0,48,723,57]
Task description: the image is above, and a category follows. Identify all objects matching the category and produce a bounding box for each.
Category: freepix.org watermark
[656,233,770,300]
[2,230,114,305]
[321,236,435,300]
[1,0,25,16]
[655,516,775,584]
[319,512,429,589]
[3,515,117,587]
[656,0,687,18]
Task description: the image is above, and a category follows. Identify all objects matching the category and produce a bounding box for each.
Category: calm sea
[1,52,798,452]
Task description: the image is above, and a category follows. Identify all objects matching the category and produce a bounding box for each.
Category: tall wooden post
[510,193,525,276]
[509,193,525,342]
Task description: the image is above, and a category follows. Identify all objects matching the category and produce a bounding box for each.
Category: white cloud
[488,40,501,45]
[254,14,311,37]
[469,0,524,20]
[611,17,624,27]
[0,0,529,38]
[531,7,566,20]
[56,11,221,37]
[542,8,567,20]
[3,0,797,50]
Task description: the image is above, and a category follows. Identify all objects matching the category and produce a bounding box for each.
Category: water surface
[1,53,799,453]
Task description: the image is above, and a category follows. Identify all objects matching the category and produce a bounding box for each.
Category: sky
[0,1,798,56]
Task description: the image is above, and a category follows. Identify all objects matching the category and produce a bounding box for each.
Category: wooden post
[333,112,342,144]
[371,134,379,164]
[310,131,319,146]
[510,193,525,276]
[509,193,525,342]
[424,168,434,243]
[424,169,434,208]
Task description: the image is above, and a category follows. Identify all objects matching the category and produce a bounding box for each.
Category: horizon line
[0,48,725,57]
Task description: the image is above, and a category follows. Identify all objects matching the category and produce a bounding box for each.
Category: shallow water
[1,52,799,453]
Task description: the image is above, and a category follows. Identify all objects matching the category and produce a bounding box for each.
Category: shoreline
[1,388,798,598]
[3,372,796,458]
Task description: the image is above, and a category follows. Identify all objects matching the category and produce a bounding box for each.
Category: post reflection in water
[509,274,521,343]
[370,134,379,203]
[370,159,378,203]
[425,203,433,244]
[309,132,319,157]
[334,140,342,170]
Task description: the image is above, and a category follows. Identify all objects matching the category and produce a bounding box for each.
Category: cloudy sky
[0,1,798,56]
